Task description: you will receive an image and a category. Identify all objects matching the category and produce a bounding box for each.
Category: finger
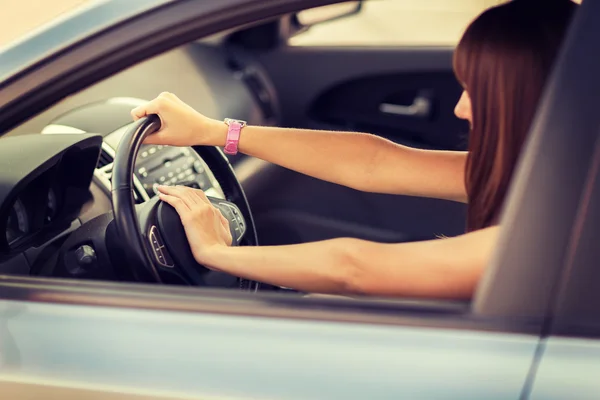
[158,185,200,207]
[131,106,145,121]
[220,214,230,232]
[222,224,233,245]
[131,102,158,121]
[131,97,169,122]
[158,91,175,100]
[156,184,175,195]
[158,193,190,214]
[158,91,183,105]
[215,208,228,227]
[175,186,205,206]
[190,187,210,204]
[224,233,233,246]
[167,185,209,206]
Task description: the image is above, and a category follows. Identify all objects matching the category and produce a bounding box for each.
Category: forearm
[198,226,495,299]
[209,121,467,201]
[210,122,386,190]
[201,238,357,294]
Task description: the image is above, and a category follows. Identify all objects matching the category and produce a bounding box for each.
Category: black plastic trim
[549,322,600,340]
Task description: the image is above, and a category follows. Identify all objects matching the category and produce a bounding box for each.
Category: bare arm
[157,184,498,300]
[133,93,468,203]
[200,226,497,300]
[219,124,468,203]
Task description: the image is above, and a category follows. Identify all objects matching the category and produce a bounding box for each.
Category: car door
[526,121,600,400]
[0,277,541,400]
[0,0,587,398]
[235,0,502,246]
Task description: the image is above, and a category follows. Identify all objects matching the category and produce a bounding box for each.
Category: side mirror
[295,1,362,28]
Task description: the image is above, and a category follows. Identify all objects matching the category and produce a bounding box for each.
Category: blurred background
[0,0,88,47]
[1,0,505,48]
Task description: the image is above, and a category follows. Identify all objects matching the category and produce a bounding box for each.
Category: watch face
[225,118,247,127]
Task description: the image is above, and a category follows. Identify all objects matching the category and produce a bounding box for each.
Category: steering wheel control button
[148,225,174,268]
[216,201,246,241]
[75,244,97,267]
[193,161,205,174]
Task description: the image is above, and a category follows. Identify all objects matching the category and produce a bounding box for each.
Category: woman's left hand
[156,185,232,265]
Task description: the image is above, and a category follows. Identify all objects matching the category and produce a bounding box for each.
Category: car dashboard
[0,113,230,278]
[0,41,279,277]
[6,168,62,247]
[0,134,101,267]
[97,123,226,203]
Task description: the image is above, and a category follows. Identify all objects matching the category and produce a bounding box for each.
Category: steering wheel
[111,114,260,291]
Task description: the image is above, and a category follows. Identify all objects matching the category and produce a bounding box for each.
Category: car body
[1,0,600,399]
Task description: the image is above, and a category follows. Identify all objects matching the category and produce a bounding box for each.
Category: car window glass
[290,0,507,47]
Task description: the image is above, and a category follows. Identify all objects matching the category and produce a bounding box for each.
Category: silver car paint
[0,299,537,399]
[529,337,600,400]
[0,0,172,82]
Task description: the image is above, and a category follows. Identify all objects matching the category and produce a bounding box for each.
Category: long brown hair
[454,0,577,232]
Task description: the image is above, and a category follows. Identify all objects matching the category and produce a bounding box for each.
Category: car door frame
[0,0,584,328]
[526,2,600,394]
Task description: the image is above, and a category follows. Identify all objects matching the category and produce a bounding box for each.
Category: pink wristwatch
[223,118,247,155]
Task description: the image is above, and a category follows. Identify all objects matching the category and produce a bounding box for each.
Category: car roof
[0,0,173,84]
[0,0,507,86]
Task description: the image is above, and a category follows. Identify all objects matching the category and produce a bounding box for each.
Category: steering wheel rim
[111,114,259,290]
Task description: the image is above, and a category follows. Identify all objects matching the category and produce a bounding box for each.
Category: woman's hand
[131,92,226,147]
[156,185,232,266]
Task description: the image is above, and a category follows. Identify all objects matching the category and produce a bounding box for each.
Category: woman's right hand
[131,92,226,147]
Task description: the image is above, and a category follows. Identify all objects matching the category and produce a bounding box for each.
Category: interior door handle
[380,95,432,118]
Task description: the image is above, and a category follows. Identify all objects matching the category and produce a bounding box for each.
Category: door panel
[245,166,467,245]
[1,298,537,399]
[248,47,468,244]
[528,338,600,400]
[255,47,467,149]
[308,70,465,150]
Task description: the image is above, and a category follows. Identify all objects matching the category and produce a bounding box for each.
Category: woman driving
[131,0,577,299]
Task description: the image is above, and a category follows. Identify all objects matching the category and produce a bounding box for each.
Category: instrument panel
[0,133,100,256]
[6,185,61,247]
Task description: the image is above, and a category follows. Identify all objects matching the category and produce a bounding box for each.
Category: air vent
[97,165,145,205]
[97,148,114,169]
[94,146,146,204]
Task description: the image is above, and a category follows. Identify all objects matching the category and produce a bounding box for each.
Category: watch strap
[223,119,245,155]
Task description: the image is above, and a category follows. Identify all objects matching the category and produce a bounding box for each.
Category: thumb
[131,104,158,121]
[131,99,168,123]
